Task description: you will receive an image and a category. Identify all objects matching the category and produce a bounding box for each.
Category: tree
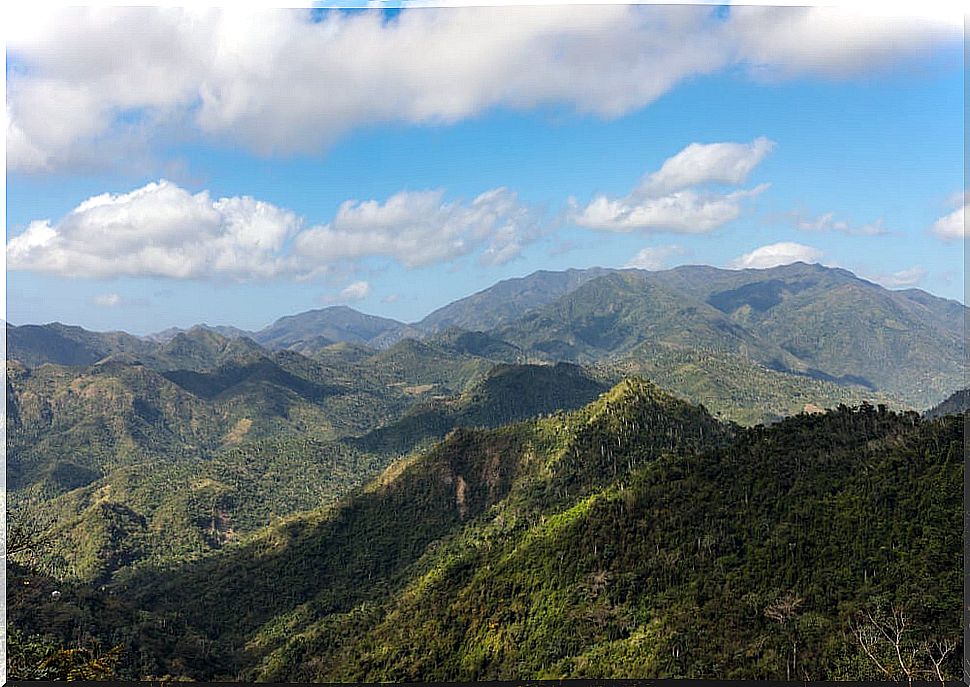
[849,604,958,684]
[6,502,56,563]
[764,591,804,680]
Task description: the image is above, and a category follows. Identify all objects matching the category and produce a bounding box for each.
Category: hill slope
[490,264,964,408]
[924,388,970,418]
[7,322,157,367]
[8,384,960,682]
[245,402,960,683]
[416,267,614,334]
[254,306,422,350]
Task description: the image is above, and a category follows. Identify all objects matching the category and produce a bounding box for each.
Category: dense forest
[8,382,963,681]
[6,263,966,682]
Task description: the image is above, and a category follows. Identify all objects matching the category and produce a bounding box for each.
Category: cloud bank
[6,6,958,173]
[6,180,541,281]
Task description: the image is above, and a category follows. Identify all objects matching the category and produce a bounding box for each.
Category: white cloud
[728,6,959,79]
[625,244,686,271]
[930,195,966,240]
[639,137,775,196]
[7,180,542,281]
[572,138,772,234]
[339,281,371,301]
[6,6,958,173]
[795,212,888,236]
[575,185,769,234]
[94,293,122,307]
[6,180,301,280]
[728,242,823,269]
[292,187,540,271]
[867,265,927,288]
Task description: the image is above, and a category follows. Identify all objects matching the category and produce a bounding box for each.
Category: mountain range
[8,263,964,408]
[6,261,965,681]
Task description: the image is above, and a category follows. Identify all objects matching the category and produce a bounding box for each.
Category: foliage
[7,629,123,681]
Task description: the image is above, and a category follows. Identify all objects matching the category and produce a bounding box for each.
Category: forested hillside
[9,382,962,682]
[7,263,965,683]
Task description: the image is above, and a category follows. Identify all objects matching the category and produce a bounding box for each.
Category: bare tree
[850,605,957,684]
[765,592,804,680]
[926,639,956,685]
[6,503,56,563]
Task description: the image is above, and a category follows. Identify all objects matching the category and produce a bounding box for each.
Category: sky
[4,4,966,335]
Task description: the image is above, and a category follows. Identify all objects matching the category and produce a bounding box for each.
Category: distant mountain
[427,327,524,363]
[253,305,422,350]
[496,270,802,370]
[490,263,964,408]
[143,324,253,343]
[643,262,964,405]
[7,322,156,367]
[415,267,615,333]
[925,388,970,418]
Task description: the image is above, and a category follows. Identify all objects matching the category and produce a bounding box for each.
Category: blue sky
[5,5,965,334]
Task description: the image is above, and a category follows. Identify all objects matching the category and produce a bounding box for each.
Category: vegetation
[10,380,960,681]
[604,341,899,425]
[6,263,965,681]
[925,388,970,418]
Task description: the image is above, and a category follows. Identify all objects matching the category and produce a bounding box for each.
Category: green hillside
[605,341,899,425]
[12,362,611,586]
[6,264,965,683]
[925,388,970,418]
[246,400,962,682]
[8,379,961,681]
[491,264,964,408]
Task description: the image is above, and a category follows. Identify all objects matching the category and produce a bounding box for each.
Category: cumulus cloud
[6,6,958,173]
[6,180,542,281]
[867,265,927,288]
[639,137,775,196]
[94,293,122,307]
[728,242,823,269]
[794,212,888,236]
[572,138,772,233]
[6,180,301,280]
[340,281,371,301]
[930,194,966,240]
[292,187,541,271]
[728,6,959,79]
[321,280,371,303]
[625,245,686,271]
